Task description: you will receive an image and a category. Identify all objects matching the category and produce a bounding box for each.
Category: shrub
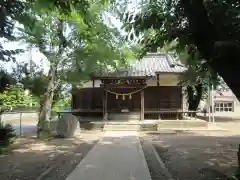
[0,122,16,148]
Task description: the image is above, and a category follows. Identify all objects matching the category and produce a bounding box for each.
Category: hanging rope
[103,76,161,97]
[104,85,147,96]
[104,85,147,100]
[101,74,169,101]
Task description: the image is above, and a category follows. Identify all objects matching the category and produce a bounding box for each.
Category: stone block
[56,114,79,138]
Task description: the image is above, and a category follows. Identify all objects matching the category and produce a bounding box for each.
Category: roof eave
[155,71,185,74]
[93,76,150,80]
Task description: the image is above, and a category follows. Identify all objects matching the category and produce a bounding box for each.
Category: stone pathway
[66,131,152,180]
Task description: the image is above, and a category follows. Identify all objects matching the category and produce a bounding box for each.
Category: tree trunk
[36,19,65,138]
[37,65,57,138]
[180,0,240,101]
[187,84,202,116]
[180,1,240,171]
[236,144,240,179]
[210,44,240,100]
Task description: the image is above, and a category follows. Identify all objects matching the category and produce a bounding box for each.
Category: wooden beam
[101,78,146,86]
[107,84,146,88]
[141,90,144,121]
[101,84,146,88]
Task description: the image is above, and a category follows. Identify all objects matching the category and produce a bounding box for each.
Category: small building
[72,53,186,120]
[214,90,237,113]
[200,86,240,117]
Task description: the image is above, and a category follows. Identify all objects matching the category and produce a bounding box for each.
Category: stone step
[103,124,140,131]
[80,119,208,131]
[108,113,141,121]
[108,115,140,117]
[157,120,208,130]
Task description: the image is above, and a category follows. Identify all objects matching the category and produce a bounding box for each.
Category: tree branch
[179,0,216,59]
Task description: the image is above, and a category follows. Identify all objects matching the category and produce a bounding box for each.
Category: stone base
[79,119,209,131]
[157,119,208,130]
[108,112,140,121]
[56,114,79,138]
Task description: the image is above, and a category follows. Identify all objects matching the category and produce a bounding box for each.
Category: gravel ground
[40,141,97,180]
[142,132,239,180]
[0,131,103,180]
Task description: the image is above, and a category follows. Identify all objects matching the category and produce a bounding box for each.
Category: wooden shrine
[72,53,186,120]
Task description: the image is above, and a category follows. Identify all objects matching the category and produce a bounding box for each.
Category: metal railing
[0,106,69,136]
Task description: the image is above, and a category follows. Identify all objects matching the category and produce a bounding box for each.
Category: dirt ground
[143,130,239,180]
[0,130,103,180]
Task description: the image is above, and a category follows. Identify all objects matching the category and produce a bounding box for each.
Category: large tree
[11,60,64,106]
[159,42,220,112]
[178,47,220,112]
[120,0,240,100]
[17,1,126,137]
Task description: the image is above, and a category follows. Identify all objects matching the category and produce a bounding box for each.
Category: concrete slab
[66,131,152,180]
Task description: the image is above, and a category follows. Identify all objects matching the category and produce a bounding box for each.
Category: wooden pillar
[102,81,108,121]
[90,80,94,110]
[71,85,76,110]
[180,86,183,120]
[156,74,160,86]
[91,79,96,110]
[141,90,144,121]
[104,90,108,121]
[102,86,106,121]
[157,74,161,120]
[90,88,93,110]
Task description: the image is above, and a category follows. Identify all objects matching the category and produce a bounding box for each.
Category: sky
[1,0,140,74]
[2,41,49,74]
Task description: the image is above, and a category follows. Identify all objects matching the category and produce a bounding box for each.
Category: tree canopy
[3,0,129,137]
[120,0,240,100]
[0,84,37,108]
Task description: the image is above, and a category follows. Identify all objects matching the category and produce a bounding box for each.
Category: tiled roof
[214,88,235,98]
[99,53,186,78]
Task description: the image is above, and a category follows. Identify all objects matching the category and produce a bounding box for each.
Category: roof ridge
[146,52,166,56]
[95,53,186,78]
[166,54,175,68]
[167,54,186,68]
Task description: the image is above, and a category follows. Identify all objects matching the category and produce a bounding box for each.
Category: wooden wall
[72,86,182,111]
[107,88,141,111]
[72,88,103,110]
[144,86,182,110]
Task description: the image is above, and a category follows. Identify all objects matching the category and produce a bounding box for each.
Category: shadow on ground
[198,115,240,123]
[0,131,102,180]
[143,132,240,180]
